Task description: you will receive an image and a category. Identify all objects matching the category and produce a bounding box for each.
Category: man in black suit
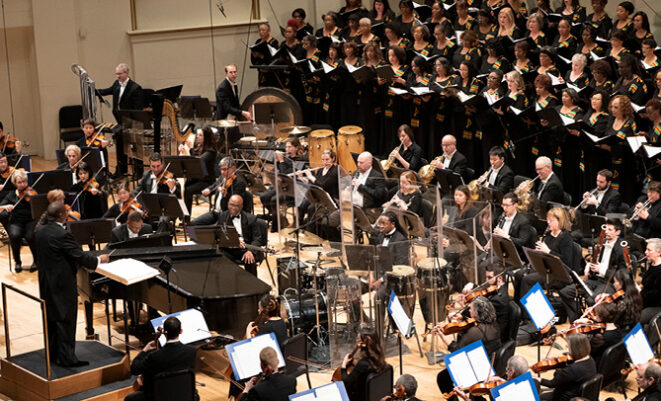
[560,219,627,322]
[212,194,266,276]
[431,134,469,182]
[127,316,198,401]
[215,64,253,121]
[633,181,661,239]
[201,157,247,212]
[493,193,536,253]
[134,153,181,198]
[369,212,409,266]
[97,63,144,175]
[239,346,296,401]
[530,156,564,204]
[352,151,387,214]
[36,202,109,367]
[110,211,152,243]
[632,362,661,401]
[484,146,514,194]
[578,169,622,215]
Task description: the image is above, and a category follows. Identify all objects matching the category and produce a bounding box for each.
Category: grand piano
[78,242,271,339]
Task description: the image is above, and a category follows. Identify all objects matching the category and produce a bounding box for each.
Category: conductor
[36,202,109,366]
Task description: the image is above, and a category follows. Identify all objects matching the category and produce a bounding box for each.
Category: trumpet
[572,187,600,212]
[381,144,403,171]
[625,199,651,228]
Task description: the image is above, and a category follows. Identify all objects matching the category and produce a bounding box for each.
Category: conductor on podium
[36,202,109,367]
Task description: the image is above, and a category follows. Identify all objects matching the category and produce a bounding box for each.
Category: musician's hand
[99,254,110,264]
[394,77,406,85]
[493,227,509,238]
[246,321,257,338]
[573,317,592,326]
[569,129,580,136]
[90,187,99,195]
[454,386,470,401]
[241,110,252,121]
[596,144,611,151]
[3,205,14,212]
[639,207,650,220]
[143,340,157,352]
[275,151,284,163]
[242,250,255,264]
[494,105,504,115]
[352,178,360,188]
[461,284,474,296]
[589,263,600,273]
[0,184,4,191]
[594,293,608,303]
[540,118,549,127]
[585,194,598,206]
[243,376,258,393]
[584,264,590,276]
[166,179,176,190]
[15,141,22,153]
[342,353,352,369]
[202,189,211,196]
[377,77,386,85]
[431,159,443,169]
[536,240,550,253]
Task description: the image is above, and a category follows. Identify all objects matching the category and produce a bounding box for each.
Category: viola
[225,174,236,190]
[621,358,661,375]
[1,166,14,180]
[531,355,573,373]
[159,171,175,186]
[86,133,107,147]
[387,385,407,400]
[602,289,624,304]
[65,204,81,221]
[441,318,477,335]
[464,285,498,303]
[544,323,606,344]
[83,178,100,194]
[442,379,506,399]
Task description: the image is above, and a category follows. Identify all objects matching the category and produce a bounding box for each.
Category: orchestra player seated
[431,135,469,182]
[238,346,296,401]
[341,329,388,401]
[134,153,181,232]
[632,181,661,240]
[0,170,37,272]
[200,157,247,216]
[104,185,146,225]
[126,316,198,401]
[558,219,627,322]
[70,162,105,219]
[0,151,16,202]
[436,297,502,400]
[380,374,422,401]
[296,149,338,225]
[578,169,622,215]
[182,127,217,214]
[519,156,564,205]
[200,194,265,277]
[57,145,82,184]
[641,238,661,325]
[484,146,514,195]
[493,193,536,254]
[390,124,424,171]
[539,333,596,401]
[382,171,423,217]
[626,362,661,401]
[111,211,152,243]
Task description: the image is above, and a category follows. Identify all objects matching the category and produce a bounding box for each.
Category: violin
[1,166,15,180]
[442,379,506,399]
[331,341,366,382]
[83,178,100,194]
[65,204,81,221]
[440,318,477,335]
[120,197,144,214]
[17,186,37,203]
[464,285,498,303]
[224,174,236,190]
[622,240,632,273]
[621,358,661,375]
[386,385,407,401]
[158,171,175,186]
[601,289,624,304]
[0,134,19,150]
[86,133,107,147]
[544,323,606,344]
[531,355,573,373]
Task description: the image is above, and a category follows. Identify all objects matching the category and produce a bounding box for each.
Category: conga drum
[337,125,364,173]
[308,129,336,168]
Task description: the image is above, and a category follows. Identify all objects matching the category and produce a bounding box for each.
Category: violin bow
[13,172,45,208]
[114,190,144,224]
[155,162,173,184]
[70,166,105,206]
[70,151,90,170]
[1,154,23,188]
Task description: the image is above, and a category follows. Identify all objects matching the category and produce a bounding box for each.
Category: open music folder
[521,282,556,331]
[490,372,540,401]
[443,340,495,388]
[289,381,350,401]
[95,258,160,285]
[388,291,413,338]
[226,333,285,380]
[150,308,211,347]
[624,323,655,366]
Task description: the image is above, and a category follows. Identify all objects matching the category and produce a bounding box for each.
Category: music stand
[434,168,464,195]
[28,170,73,192]
[67,218,114,250]
[443,226,480,283]
[108,232,172,249]
[523,247,572,291]
[401,210,426,238]
[264,170,295,197]
[6,153,30,171]
[352,205,373,233]
[139,193,189,241]
[187,224,242,249]
[163,156,208,180]
[482,187,504,206]
[345,244,393,277]
[155,85,183,103]
[492,236,525,269]
[79,147,106,172]
[577,212,607,242]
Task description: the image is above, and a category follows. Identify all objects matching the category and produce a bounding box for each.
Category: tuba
[418,156,444,184]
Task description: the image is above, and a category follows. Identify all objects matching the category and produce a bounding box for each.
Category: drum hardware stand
[307,250,330,363]
[427,186,447,365]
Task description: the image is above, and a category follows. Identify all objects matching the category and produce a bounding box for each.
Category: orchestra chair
[579,373,603,401]
[59,105,85,148]
[505,301,522,342]
[282,332,312,389]
[597,341,627,391]
[494,340,516,378]
[366,364,393,401]
[152,369,196,401]
[465,167,475,181]
[645,311,661,351]
[563,192,572,206]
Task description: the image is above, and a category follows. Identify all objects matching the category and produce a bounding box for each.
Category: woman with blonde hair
[382,170,423,217]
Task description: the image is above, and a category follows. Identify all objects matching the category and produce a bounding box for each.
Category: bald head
[441,135,456,155]
[357,152,373,173]
[228,194,244,217]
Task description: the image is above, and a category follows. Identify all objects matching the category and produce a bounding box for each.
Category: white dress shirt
[488,165,502,186]
[442,151,456,169]
[118,78,130,103]
[231,214,243,239]
[501,212,516,235]
[352,167,371,207]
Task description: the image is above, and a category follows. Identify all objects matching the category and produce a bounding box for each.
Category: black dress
[341,358,379,401]
[259,319,288,349]
[70,182,105,220]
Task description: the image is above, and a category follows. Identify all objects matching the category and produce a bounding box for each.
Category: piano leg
[105,300,112,346]
[84,300,96,340]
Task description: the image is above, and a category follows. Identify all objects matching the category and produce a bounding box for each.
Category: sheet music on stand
[490,371,541,401]
[387,291,413,338]
[624,323,655,366]
[226,333,286,380]
[150,308,211,347]
[289,381,350,401]
[96,258,160,286]
[443,340,495,388]
[521,283,556,330]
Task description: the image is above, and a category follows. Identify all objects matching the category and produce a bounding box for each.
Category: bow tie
[232,215,241,220]
[384,233,393,239]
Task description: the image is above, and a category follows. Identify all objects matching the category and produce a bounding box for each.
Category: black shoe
[14,263,22,273]
[29,264,37,273]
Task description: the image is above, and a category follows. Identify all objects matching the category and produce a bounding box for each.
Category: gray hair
[219,156,236,169]
[116,63,129,73]
[536,156,552,168]
[571,53,587,67]
[394,374,418,396]
[472,296,497,324]
[646,362,661,382]
[507,355,529,378]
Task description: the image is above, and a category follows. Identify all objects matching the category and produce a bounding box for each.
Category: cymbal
[301,246,328,253]
[304,259,334,265]
[417,257,448,269]
[280,125,311,136]
[345,269,371,277]
[281,227,323,246]
[214,119,237,128]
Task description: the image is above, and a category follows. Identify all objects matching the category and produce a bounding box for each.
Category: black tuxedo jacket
[448,151,469,182]
[491,164,515,194]
[239,372,297,401]
[534,173,564,204]
[591,240,627,281]
[110,223,152,243]
[498,212,535,250]
[97,79,144,113]
[583,187,622,215]
[356,168,387,208]
[36,222,98,321]
[130,341,198,399]
[371,229,410,266]
[206,173,247,211]
[633,199,661,239]
[216,210,265,248]
[134,171,182,198]
[215,78,242,120]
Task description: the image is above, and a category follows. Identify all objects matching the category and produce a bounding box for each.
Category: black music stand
[67,218,114,250]
[523,247,572,290]
[6,153,30,171]
[29,193,79,220]
[79,147,106,172]
[482,187,504,206]
[352,205,373,233]
[434,168,464,196]
[155,85,183,103]
[576,212,607,243]
[163,156,208,180]
[139,193,189,242]
[443,226,481,283]
[492,236,525,269]
[187,225,241,249]
[345,244,393,277]
[28,170,73,192]
[108,232,172,249]
[350,153,388,179]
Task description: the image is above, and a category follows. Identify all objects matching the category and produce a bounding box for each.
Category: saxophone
[381,144,403,171]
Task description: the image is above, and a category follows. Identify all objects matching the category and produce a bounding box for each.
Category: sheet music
[227,333,285,380]
[445,340,494,388]
[644,145,661,158]
[289,382,349,401]
[624,324,654,366]
[447,352,478,387]
[491,372,540,401]
[388,292,413,337]
[522,286,554,329]
[388,87,409,95]
[411,86,432,95]
[627,136,647,153]
[96,258,160,285]
[150,309,211,347]
[467,346,493,382]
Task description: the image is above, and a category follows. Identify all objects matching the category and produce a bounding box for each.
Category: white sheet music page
[525,290,554,329]
[495,380,535,401]
[625,330,654,366]
[96,258,160,285]
[447,352,479,388]
[467,347,493,382]
[389,294,412,337]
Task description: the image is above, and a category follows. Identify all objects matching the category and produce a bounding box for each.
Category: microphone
[216,1,226,17]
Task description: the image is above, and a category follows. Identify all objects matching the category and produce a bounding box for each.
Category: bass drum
[385,265,417,316]
[280,292,328,335]
[416,257,450,325]
[308,129,336,168]
[336,125,364,173]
